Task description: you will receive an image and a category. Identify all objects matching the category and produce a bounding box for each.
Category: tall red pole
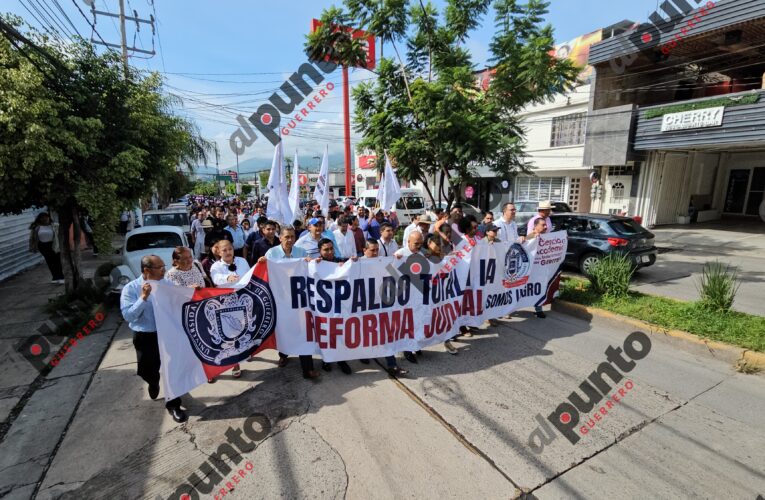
[342,65,352,196]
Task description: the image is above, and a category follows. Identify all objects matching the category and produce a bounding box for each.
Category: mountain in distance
[187,151,350,180]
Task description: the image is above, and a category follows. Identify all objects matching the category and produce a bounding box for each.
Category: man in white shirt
[394,231,424,259]
[377,222,399,257]
[526,200,553,236]
[496,202,525,244]
[333,216,357,259]
[402,214,434,244]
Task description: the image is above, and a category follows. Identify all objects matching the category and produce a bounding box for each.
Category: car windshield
[143,213,189,227]
[609,219,646,235]
[515,202,538,213]
[126,232,183,252]
[396,196,424,210]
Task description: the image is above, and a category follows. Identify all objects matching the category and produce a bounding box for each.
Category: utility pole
[89,1,155,79]
[118,0,128,78]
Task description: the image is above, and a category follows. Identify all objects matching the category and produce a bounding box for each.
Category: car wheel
[579,252,601,276]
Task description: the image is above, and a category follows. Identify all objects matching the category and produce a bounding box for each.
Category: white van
[358,188,426,225]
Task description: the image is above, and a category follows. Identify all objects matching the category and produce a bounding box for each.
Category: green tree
[192,181,219,196]
[306,0,579,207]
[0,16,211,290]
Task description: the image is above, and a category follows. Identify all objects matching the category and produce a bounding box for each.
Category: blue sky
[4,0,662,175]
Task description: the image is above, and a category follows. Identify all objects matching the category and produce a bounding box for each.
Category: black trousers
[132,331,181,409]
[38,242,64,280]
[279,352,315,374]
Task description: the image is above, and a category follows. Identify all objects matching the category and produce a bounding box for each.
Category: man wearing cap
[295,217,325,258]
[526,201,553,236]
[311,211,341,256]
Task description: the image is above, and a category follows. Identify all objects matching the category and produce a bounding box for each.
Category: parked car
[550,213,657,276]
[516,200,572,235]
[142,208,191,235]
[110,225,189,294]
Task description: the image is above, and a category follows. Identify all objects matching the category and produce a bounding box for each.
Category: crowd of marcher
[118,195,556,423]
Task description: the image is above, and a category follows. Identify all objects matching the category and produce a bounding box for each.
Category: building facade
[585,0,765,226]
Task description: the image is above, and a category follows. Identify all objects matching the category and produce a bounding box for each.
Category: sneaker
[387,366,409,377]
[535,311,546,319]
[444,341,458,355]
[461,330,473,338]
[232,365,242,378]
[403,351,418,364]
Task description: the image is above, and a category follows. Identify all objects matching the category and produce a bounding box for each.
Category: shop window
[515,176,566,202]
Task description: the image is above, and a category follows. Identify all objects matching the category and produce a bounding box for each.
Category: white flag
[313,145,330,216]
[288,151,301,224]
[266,140,292,223]
[379,153,401,211]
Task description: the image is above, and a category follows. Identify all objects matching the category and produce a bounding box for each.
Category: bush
[589,253,634,298]
[696,260,740,313]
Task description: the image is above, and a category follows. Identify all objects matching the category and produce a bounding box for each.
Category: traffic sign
[298,174,308,186]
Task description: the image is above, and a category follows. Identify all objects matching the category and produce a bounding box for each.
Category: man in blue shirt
[120,255,187,423]
[224,215,246,257]
[367,209,385,240]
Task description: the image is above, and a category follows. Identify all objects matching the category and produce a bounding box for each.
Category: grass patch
[560,278,765,352]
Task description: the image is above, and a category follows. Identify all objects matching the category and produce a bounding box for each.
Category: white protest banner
[267,231,567,362]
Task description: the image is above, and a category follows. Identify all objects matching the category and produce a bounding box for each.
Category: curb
[552,299,765,371]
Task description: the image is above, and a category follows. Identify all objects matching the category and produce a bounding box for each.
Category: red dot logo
[641,33,652,44]
[261,113,272,125]
[180,494,191,500]
[560,412,571,424]
[410,263,422,274]
[30,344,42,356]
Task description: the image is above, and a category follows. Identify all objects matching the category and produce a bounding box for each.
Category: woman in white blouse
[28,212,64,284]
[210,240,250,286]
[165,247,206,288]
[205,240,248,379]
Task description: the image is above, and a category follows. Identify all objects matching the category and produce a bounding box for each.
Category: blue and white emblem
[503,243,531,287]
[182,276,276,366]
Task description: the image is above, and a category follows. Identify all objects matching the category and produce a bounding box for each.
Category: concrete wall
[0,209,45,282]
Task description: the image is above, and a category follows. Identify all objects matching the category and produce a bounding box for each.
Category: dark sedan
[551,213,657,276]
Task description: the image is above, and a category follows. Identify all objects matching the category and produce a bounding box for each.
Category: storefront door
[724,167,765,215]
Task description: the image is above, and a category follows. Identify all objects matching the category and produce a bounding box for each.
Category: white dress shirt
[333,229,358,259]
[377,238,399,257]
[496,218,520,243]
[210,257,250,286]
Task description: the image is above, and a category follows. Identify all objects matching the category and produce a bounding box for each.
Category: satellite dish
[760,199,765,223]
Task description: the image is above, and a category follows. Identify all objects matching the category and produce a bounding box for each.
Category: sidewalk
[632,221,765,316]
[0,253,122,500]
[11,304,765,498]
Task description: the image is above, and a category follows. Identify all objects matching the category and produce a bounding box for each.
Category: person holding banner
[120,255,187,423]
[423,233,459,355]
[496,203,525,244]
[295,217,325,258]
[209,240,250,377]
[314,238,355,375]
[377,223,399,257]
[333,216,357,260]
[360,239,409,377]
[261,225,321,380]
[527,217,550,319]
[526,201,553,236]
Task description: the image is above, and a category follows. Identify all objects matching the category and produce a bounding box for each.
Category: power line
[50,0,83,38]
[69,0,115,53]
[31,0,75,39]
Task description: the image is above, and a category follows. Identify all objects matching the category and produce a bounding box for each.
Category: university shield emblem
[182,275,276,366]
[503,243,531,288]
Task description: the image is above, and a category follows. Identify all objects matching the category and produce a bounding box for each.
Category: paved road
[2,301,761,499]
